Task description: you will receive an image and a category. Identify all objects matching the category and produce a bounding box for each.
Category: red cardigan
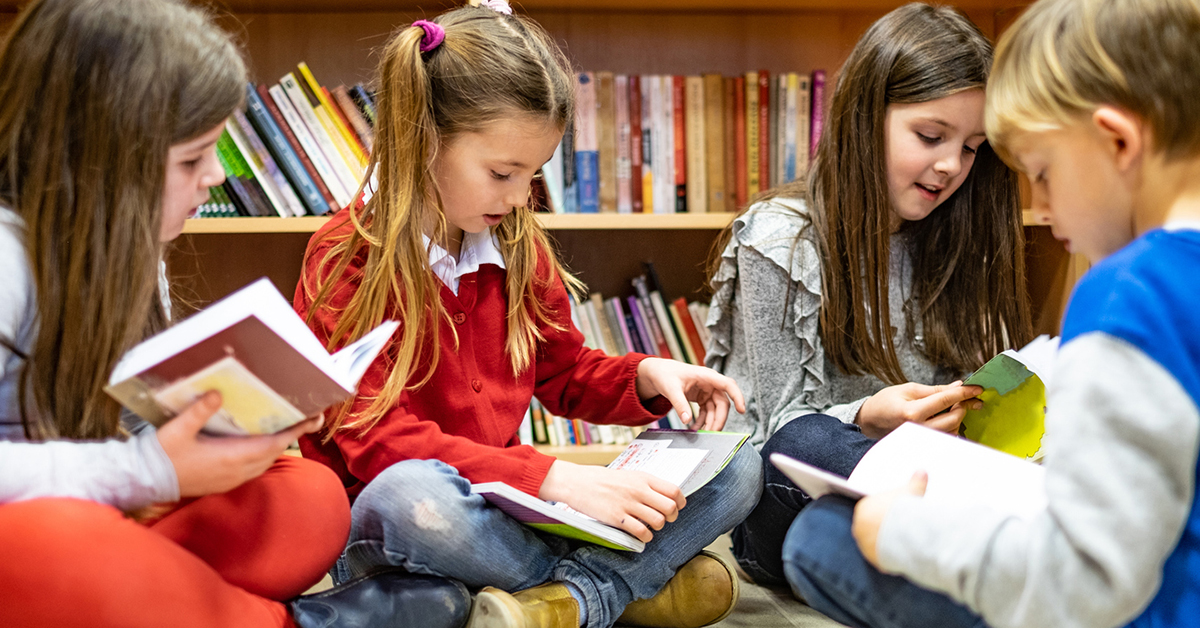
[295,212,671,498]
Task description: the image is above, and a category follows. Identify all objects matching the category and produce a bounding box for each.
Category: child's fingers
[161,391,223,439]
[615,513,654,543]
[911,384,982,419]
[660,384,694,425]
[272,416,323,447]
[645,475,686,511]
[924,403,967,434]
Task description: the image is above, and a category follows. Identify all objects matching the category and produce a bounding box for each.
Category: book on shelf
[810,69,826,159]
[244,84,331,216]
[575,72,600,213]
[628,75,645,213]
[671,75,687,213]
[757,70,771,194]
[596,71,618,213]
[105,278,398,436]
[475,428,750,551]
[703,73,727,214]
[959,335,1058,461]
[684,75,707,214]
[796,74,812,176]
[744,71,761,198]
[615,74,634,214]
[770,421,1047,521]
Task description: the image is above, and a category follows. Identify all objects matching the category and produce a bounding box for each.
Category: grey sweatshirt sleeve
[729,246,869,436]
[876,332,1199,628]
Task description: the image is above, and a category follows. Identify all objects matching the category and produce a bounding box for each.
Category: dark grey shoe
[291,568,471,628]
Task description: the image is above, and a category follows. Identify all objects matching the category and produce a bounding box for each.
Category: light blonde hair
[303,2,581,437]
[0,0,245,440]
[987,0,1200,165]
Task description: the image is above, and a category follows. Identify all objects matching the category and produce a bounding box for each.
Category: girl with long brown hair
[705,3,1032,587]
[295,2,760,627]
[0,1,470,627]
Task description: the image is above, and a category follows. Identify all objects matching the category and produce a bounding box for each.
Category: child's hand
[635,357,746,431]
[856,382,982,439]
[156,391,323,498]
[852,471,928,568]
[538,460,685,543]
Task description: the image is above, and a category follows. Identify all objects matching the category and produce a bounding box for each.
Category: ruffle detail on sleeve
[705,198,834,414]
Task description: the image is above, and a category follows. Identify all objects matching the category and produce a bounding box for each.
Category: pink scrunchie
[413,20,444,53]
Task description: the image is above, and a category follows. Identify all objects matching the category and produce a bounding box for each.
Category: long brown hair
[304,2,581,437]
[0,0,245,440]
[710,3,1031,384]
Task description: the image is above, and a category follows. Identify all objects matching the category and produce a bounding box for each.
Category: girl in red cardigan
[296,3,762,628]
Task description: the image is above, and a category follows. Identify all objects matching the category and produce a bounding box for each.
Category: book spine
[668,299,699,365]
[609,297,636,355]
[651,75,670,214]
[331,85,374,151]
[257,83,339,213]
[687,301,711,350]
[626,295,655,357]
[723,76,738,212]
[596,71,617,213]
[246,84,327,215]
[672,75,687,213]
[571,294,598,349]
[269,83,352,208]
[297,62,368,166]
[542,136,566,213]
[602,298,630,355]
[673,297,707,364]
[684,75,707,214]
[776,74,789,186]
[295,72,364,176]
[769,73,780,188]
[631,276,672,358]
[797,75,812,176]
[648,290,685,362]
[810,69,826,159]
[349,85,377,127]
[784,73,798,183]
[614,75,633,214]
[574,72,599,213]
[744,72,759,199]
[703,73,726,213]
[279,73,360,199]
[561,117,577,213]
[640,75,654,214]
[757,70,770,193]
[231,109,305,217]
[627,75,644,213]
[216,129,270,217]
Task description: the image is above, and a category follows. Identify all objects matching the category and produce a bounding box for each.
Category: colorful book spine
[245,84,327,215]
[810,69,826,159]
[331,85,373,151]
[297,62,368,167]
[640,74,655,214]
[269,83,352,208]
[744,72,760,199]
[724,76,739,212]
[574,72,600,213]
[671,75,687,213]
[615,75,633,214]
[797,74,812,175]
[673,296,707,364]
[627,75,644,213]
[784,73,799,183]
[684,75,707,214]
[257,83,339,213]
[703,73,727,214]
[757,70,771,193]
[596,71,617,213]
[279,73,360,199]
[348,85,377,127]
[230,110,305,217]
[561,118,578,213]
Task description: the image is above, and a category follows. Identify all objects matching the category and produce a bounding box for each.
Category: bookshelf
[0,0,1066,466]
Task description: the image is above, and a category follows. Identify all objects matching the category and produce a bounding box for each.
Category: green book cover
[960,335,1058,460]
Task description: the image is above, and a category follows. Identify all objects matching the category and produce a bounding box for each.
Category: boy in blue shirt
[781,0,1200,627]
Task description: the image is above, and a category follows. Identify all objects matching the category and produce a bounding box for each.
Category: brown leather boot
[468,582,580,628]
[617,550,739,628]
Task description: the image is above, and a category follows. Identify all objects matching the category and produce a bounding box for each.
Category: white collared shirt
[423,228,507,295]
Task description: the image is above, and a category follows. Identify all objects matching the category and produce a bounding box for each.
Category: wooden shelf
[534,444,625,465]
[183,210,1039,234]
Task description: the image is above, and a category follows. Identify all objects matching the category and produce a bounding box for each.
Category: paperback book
[960,335,1058,460]
[472,429,750,552]
[106,278,398,436]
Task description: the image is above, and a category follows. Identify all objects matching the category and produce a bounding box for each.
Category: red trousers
[0,455,350,628]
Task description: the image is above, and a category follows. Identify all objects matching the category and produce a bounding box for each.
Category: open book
[472,429,750,552]
[106,278,398,436]
[771,422,1047,520]
[960,335,1058,460]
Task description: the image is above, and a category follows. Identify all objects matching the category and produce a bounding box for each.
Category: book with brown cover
[672,75,687,212]
[596,71,618,213]
[615,75,633,213]
[672,296,707,364]
[703,73,727,213]
[758,70,771,192]
[744,72,760,198]
[628,75,644,213]
[684,76,707,213]
[723,77,738,212]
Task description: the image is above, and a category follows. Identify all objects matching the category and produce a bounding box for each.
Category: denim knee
[351,460,475,546]
[721,445,764,522]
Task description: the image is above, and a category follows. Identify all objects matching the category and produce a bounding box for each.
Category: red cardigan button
[471,379,482,392]
[453,312,466,324]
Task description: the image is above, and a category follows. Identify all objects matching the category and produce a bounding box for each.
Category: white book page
[329,320,400,389]
[1012,334,1060,390]
[848,423,1047,520]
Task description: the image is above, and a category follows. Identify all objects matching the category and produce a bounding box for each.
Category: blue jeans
[732,413,873,585]
[784,495,987,628]
[337,446,762,628]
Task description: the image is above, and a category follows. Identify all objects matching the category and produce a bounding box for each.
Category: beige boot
[468,582,580,628]
[618,550,739,628]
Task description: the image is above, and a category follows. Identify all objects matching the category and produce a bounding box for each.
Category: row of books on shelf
[198,62,377,219]
[542,69,826,216]
[517,265,712,449]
